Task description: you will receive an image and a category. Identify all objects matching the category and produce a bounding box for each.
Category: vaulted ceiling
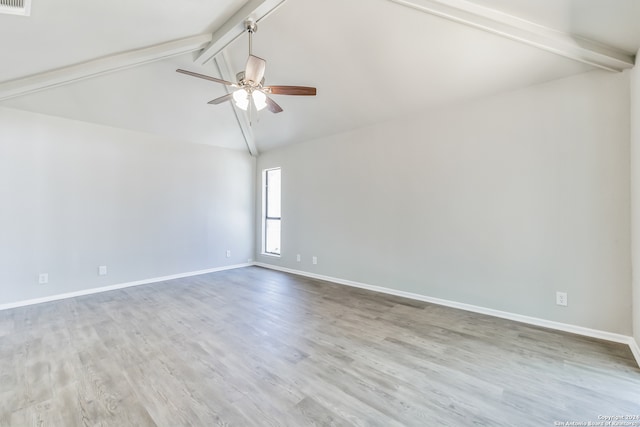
[1,0,638,154]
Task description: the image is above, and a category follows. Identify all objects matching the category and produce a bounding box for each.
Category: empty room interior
[2,0,640,425]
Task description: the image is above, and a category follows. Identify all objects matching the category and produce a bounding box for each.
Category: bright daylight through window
[264,168,281,255]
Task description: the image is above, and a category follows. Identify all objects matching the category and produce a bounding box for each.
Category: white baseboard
[0,263,252,311]
[630,338,640,367]
[255,262,640,366]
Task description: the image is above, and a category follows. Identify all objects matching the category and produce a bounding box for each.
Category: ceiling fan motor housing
[236,71,265,88]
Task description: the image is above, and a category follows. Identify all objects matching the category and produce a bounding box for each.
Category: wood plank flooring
[0,266,639,426]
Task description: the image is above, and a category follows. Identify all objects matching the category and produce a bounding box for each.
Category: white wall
[631,51,640,347]
[257,70,632,335]
[0,106,255,305]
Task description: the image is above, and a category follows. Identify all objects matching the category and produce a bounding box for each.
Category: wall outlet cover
[556,291,568,306]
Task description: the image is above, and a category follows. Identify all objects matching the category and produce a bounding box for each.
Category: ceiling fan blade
[264,86,317,96]
[176,69,235,86]
[265,95,283,114]
[207,93,234,105]
[244,55,266,85]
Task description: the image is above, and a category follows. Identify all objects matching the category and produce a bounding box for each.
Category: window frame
[263,167,281,256]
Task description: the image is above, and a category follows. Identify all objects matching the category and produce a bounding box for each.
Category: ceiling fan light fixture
[252,90,267,111]
[232,89,249,110]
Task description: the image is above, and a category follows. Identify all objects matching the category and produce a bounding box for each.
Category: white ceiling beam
[0,34,213,102]
[389,0,635,72]
[214,51,258,157]
[195,0,287,66]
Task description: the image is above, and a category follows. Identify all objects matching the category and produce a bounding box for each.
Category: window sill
[261,252,281,258]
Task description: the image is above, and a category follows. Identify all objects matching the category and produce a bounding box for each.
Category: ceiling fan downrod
[246,20,258,56]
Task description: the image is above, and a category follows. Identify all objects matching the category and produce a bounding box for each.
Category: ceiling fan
[177,20,316,116]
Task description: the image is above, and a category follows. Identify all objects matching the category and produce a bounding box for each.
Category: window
[0,0,31,16]
[264,168,281,255]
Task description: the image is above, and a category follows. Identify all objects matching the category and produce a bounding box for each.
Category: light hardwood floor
[0,266,639,426]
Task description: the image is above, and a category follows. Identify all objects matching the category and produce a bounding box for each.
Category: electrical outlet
[312,256,317,265]
[296,254,301,262]
[556,292,567,306]
[98,266,107,276]
[38,273,48,284]
[226,250,231,258]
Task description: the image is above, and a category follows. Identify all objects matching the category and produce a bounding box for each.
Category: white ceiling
[469,0,640,53]
[0,0,246,82]
[1,0,638,153]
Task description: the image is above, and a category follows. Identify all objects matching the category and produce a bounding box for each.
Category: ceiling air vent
[0,0,31,16]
